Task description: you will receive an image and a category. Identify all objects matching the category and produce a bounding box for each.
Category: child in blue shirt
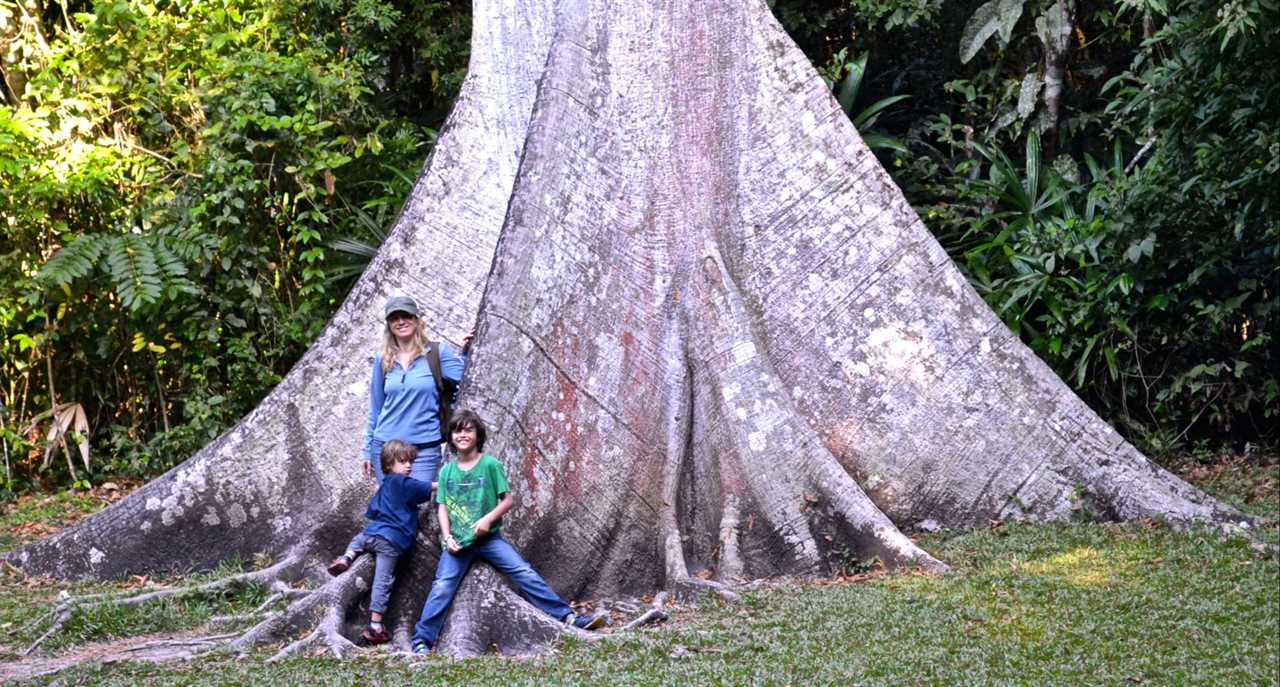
[328,439,434,644]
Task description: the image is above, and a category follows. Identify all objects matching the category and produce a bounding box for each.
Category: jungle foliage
[1,0,1274,494]
[0,0,469,492]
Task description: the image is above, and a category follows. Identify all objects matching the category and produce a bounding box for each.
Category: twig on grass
[116,632,243,654]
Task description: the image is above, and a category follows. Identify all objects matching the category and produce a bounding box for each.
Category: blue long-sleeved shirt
[362,344,466,459]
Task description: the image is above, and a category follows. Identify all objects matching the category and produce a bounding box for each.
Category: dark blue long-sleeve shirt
[361,473,435,552]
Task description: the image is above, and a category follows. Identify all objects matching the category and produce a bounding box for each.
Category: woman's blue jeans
[411,533,572,647]
[368,440,442,485]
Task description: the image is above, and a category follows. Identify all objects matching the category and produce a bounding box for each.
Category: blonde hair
[381,315,430,374]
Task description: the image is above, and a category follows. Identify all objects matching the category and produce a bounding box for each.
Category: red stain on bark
[521,434,541,506]
[555,373,582,472]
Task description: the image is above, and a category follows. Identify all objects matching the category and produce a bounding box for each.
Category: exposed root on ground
[10,548,395,674]
[208,581,314,627]
[23,553,303,658]
[620,591,669,630]
[233,553,373,654]
[435,566,599,657]
[267,620,360,662]
[803,454,952,574]
[670,576,742,603]
[5,547,404,676]
[0,631,243,683]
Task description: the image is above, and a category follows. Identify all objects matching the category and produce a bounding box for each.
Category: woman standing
[362,296,473,485]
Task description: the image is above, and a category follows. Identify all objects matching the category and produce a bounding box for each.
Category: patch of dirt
[0,481,142,547]
[1176,452,1278,507]
[0,630,236,682]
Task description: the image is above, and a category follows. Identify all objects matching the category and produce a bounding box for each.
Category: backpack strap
[425,342,454,435]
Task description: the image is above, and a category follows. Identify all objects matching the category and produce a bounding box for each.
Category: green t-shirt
[436,454,509,550]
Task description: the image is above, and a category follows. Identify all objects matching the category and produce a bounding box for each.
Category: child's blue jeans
[411,532,572,647]
[344,532,401,615]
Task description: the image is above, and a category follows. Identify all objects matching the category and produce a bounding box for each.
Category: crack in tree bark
[484,308,646,446]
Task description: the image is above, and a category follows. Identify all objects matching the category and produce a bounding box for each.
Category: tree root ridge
[669,577,742,604]
[669,245,949,579]
[267,620,359,662]
[231,552,373,653]
[620,591,670,630]
[435,566,597,657]
[24,553,303,658]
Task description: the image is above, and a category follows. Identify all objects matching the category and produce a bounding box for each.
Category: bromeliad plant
[960,132,1139,390]
[823,50,912,154]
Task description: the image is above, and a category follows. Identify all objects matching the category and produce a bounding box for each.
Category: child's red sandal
[327,555,351,576]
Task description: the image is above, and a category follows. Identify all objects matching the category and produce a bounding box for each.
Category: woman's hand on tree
[361,459,374,481]
[462,327,477,354]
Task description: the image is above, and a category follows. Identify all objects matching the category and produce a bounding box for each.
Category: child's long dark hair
[447,409,487,452]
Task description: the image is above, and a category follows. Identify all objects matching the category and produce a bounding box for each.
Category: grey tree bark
[7,0,1244,658]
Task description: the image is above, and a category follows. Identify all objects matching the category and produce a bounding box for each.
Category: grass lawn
[2,459,1276,686]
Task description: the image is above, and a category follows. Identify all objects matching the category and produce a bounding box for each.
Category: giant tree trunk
[9,0,1243,658]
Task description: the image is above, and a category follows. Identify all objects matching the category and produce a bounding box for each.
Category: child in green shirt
[410,410,604,653]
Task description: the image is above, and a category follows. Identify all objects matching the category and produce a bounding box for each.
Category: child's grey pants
[345,532,401,614]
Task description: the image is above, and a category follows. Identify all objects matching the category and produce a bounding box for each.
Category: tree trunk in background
[9,0,1243,656]
[1038,0,1075,160]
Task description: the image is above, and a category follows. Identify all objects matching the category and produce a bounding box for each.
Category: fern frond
[159,223,218,262]
[37,234,107,286]
[152,239,189,278]
[106,235,163,310]
[153,238,201,300]
[37,224,206,308]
